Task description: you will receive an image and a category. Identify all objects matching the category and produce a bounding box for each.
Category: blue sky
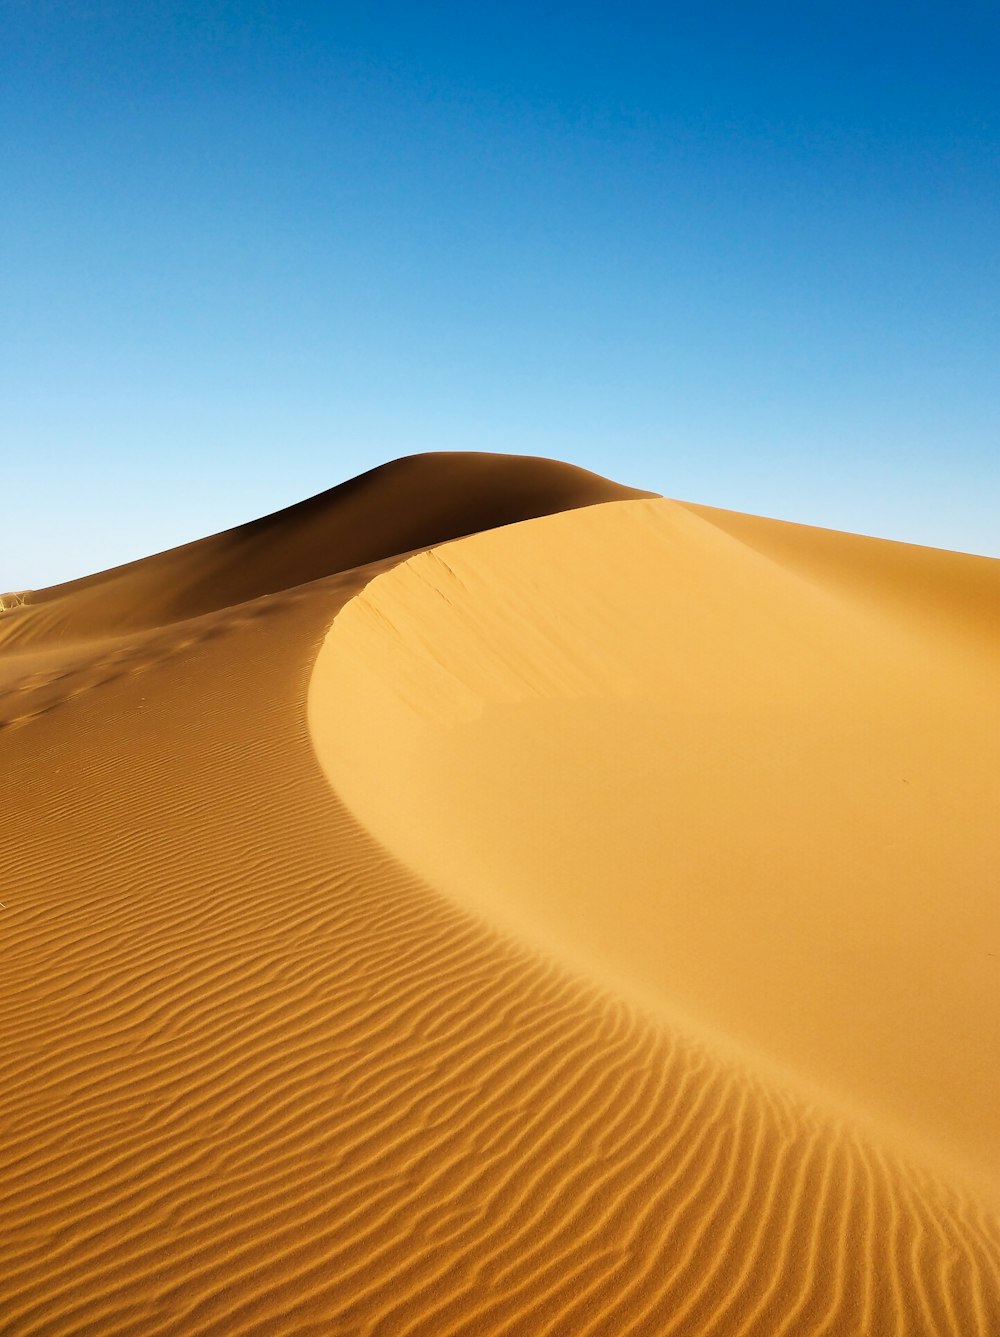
[3,1,998,588]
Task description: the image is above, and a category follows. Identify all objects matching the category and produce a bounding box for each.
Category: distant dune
[2,452,998,1335]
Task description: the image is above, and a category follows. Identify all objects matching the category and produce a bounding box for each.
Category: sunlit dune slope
[3,454,999,1336]
[311,497,1000,1199]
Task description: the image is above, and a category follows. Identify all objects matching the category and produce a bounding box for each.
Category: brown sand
[2,453,999,1335]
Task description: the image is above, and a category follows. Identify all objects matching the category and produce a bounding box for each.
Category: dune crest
[3,452,651,649]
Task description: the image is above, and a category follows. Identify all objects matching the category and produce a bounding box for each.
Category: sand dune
[4,453,649,646]
[2,453,998,1334]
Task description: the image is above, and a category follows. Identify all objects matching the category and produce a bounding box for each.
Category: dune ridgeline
[2,452,998,1335]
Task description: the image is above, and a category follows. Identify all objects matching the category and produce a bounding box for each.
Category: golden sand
[2,454,998,1334]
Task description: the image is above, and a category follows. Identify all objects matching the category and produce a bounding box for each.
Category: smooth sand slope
[313,497,1000,1197]
[2,453,999,1335]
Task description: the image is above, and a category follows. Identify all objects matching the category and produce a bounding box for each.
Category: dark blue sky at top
[3,1,998,585]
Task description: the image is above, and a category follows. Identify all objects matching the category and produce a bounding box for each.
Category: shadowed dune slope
[2,457,999,1335]
[311,497,1000,1202]
[3,452,650,646]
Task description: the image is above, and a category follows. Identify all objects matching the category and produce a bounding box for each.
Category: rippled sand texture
[3,455,999,1335]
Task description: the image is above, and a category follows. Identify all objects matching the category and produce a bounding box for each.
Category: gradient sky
[3,1,998,589]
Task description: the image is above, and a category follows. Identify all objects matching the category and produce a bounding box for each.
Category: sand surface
[2,453,998,1335]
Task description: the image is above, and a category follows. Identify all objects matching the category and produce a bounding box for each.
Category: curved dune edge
[3,454,999,1335]
[310,499,1000,1207]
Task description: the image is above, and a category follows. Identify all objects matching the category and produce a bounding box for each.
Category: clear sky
[3,1,998,589]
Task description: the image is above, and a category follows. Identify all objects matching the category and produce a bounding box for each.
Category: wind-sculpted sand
[313,498,1000,1196]
[2,454,998,1334]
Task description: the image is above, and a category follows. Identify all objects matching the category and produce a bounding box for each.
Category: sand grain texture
[2,453,998,1335]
